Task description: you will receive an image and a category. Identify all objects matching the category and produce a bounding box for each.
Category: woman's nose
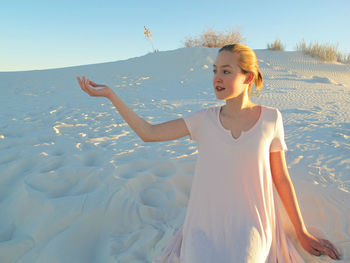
[214,74,222,83]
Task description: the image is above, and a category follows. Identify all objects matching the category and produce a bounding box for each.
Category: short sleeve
[182,108,207,141]
[269,109,288,152]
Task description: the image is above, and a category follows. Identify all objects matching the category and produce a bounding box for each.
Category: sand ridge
[0,47,349,262]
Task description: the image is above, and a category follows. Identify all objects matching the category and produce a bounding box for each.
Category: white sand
[0,47,349,262]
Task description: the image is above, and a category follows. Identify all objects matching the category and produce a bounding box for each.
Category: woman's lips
[216,86,225,91]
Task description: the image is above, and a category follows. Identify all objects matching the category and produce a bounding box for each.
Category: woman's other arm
[270,151,341,260]
[77,76,190,142]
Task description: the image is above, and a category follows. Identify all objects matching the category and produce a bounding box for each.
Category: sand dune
[0,47,349,262]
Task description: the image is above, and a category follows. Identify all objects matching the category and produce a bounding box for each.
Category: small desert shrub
[184,27,246,48]
[267,39,285,51]
[144,26,158,53]
[296,39,350,63]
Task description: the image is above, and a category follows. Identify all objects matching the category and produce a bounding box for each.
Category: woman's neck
[222,91,257,118]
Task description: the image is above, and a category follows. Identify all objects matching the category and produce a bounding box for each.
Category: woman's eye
[212,69,229,74]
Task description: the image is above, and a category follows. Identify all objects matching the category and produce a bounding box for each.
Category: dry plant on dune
[144,26,158,53]
[267,39,285,51]
[184,27,246,48]
[296,39,350,63]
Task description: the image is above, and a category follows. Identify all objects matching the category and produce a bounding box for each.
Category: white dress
[152,105,305,263]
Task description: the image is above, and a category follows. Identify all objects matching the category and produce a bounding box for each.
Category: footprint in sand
[39,156,64,173]
[109,225,161,261]
[116,159,154,179]
[139,183,175,208]
[0,151,18,165]
[24,167,99,198]
[300,75,345,86]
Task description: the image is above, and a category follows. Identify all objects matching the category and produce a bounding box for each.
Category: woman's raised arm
[77,76,190,142]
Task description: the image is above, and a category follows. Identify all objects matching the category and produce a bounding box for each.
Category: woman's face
[212,51,249,100]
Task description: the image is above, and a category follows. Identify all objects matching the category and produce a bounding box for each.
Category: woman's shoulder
[186,105,218,115]
[260,105,282,122]
[182,106,211,121]
[261,104,277,111]
[261,104,282,113]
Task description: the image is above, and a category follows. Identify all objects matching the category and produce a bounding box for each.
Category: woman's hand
[297,231,341,260]
[77,76,113,98]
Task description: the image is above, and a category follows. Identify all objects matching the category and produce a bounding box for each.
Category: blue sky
[1,0,349,71]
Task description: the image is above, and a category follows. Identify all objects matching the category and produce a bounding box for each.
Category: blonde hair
[218,44,263,96]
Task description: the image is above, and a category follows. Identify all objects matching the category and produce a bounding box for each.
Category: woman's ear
[244,72,254,84]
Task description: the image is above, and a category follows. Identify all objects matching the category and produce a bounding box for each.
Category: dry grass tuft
[144,26,159,53]
[267,39,285,51]
[184,27,246,48]
[296,39,350,63]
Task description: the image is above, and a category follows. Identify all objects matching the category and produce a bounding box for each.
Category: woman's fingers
[310,247,322,256]
[325,247,339,260]
[77,76,91,95]
[315,239,341,260]
[299,231,341,260]
[77,76,88,89]
[77,77,85,89]
[77,77,81,87]
[321,239,341,260]
[77,77,85,91]
[88,80,97,86]
[78,76,94,88]
[77,76,110,97]
[77,76,83,86]
[89,80,105,88]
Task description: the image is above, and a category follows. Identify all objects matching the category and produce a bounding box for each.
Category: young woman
[77,44,341,262]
